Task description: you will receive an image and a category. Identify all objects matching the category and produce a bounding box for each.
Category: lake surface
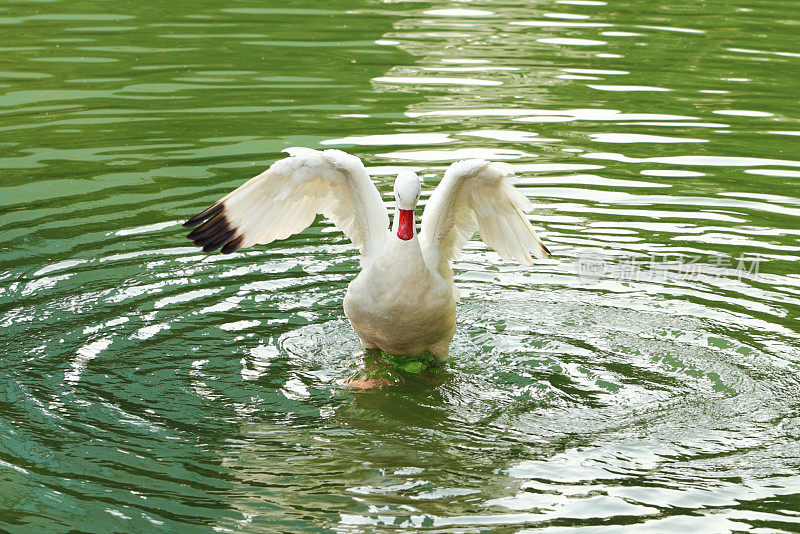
[2,0,800,531]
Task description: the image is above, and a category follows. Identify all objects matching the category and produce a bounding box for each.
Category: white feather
[187,152,550,362]
[420,159,550,276]
[194,148,389,260]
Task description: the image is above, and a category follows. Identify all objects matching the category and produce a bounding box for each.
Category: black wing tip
[183,203,223,228]
[221,235,244,254]
[200,227,236,253]
[184,205,244,254]
[186,214,227,241]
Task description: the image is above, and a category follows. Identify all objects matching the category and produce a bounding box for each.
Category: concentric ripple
[2,0,800,532]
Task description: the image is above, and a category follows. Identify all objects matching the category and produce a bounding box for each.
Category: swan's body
[344,235,456,359]
[184,148,549,361]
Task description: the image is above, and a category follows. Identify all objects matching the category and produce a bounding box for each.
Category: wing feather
[420,159,550,275]
[184,148,389,258]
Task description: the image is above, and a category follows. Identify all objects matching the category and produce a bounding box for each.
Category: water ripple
[2,0,800,531]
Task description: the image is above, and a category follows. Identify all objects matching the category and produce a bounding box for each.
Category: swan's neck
[393,207,416,241]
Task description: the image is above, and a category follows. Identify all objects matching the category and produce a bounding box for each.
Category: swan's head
[393,170,421,211]
[393,170,420,240]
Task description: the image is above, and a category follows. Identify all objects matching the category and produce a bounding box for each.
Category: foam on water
[2,0,800,532]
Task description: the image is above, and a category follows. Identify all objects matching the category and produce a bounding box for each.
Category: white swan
[184,148,550,362]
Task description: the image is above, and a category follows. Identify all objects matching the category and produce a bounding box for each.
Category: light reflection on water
[2,0,800,532]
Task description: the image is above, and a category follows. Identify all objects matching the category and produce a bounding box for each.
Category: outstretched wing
[184,148,389,258]
[420,159,550,275]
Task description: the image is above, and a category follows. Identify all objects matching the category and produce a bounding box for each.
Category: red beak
[397,209,414,240]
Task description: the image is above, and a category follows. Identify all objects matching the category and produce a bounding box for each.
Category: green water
[2,0,800,531]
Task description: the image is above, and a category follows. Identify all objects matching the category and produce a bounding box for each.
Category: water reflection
[1,0,800,531]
